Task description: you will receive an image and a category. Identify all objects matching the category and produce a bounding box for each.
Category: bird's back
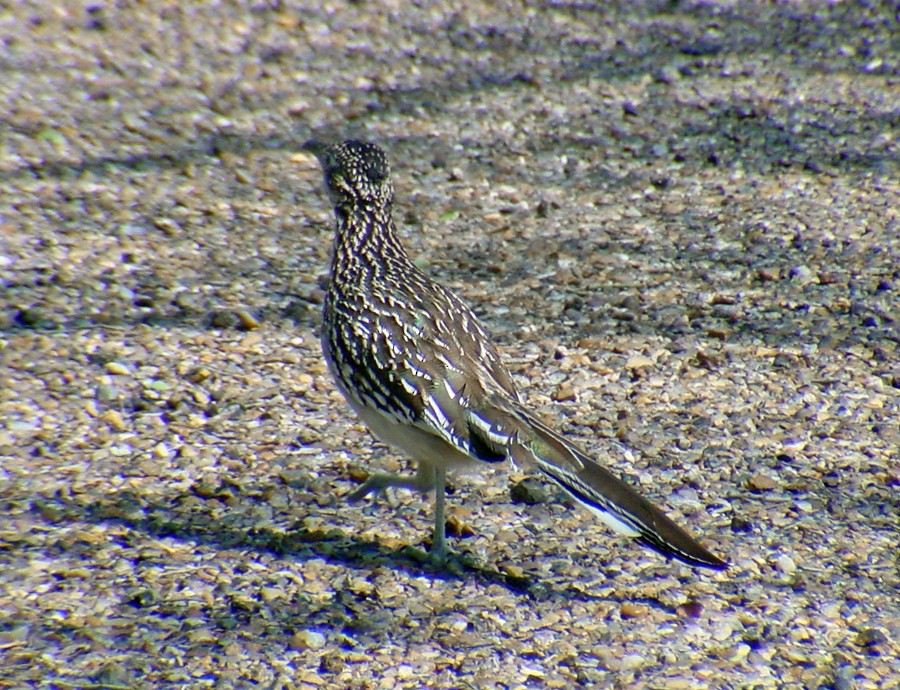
[324,237,520,452]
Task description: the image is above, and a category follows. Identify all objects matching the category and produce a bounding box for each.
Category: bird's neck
[331,203,410,277]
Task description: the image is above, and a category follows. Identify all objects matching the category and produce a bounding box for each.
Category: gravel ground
[1,1,898,688]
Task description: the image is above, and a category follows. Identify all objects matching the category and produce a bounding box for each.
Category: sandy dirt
[1,1,898,688]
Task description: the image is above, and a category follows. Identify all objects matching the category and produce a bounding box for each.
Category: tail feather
[469,396,727,570]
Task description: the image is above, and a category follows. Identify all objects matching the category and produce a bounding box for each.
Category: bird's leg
[346,462,436,503]
[431,465,447,562]
[346,463,450,562]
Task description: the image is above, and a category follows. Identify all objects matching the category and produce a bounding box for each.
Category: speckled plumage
[305,139,726,570]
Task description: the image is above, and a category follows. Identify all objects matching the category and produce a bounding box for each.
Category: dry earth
[1,1,898,688]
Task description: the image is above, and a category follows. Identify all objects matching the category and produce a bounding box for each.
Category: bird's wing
[325,278,519,461]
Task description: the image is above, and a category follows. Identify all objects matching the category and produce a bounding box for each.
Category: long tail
[464,396,727,570]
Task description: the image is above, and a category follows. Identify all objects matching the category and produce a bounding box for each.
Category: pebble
[551,382,576,401]
[290,630,326,651]
[854,628,887,648]
[104,361,131,376]
[789,265,814,284]
[747,474,779,492]
[510,478,549,505]
[625,354,655,370]
[95,383,118,402]
[620,603,649,619]
[620,654,645,671]
[774,555,797,575]
[237,310,260,330]
[101,409,128,431]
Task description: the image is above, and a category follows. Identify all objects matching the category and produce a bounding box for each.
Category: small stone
[774,554,797,574]
[151,442,171,459]
[192,482,218,499]
[661,681,693,690]
[854,628,887,648]
[446,513,475,538]
[620,654,645,671]
[153,217,181,236]
[174,291,205,313]
[95,383,118,402]
[124,588,158,607]
[678,600,704,618]
[278,470,310,489]
[729,643,751,662]
[187,628,218,644]
[510,478,549,505]
[297,427,323,444]
[290,629,326,651]
[747,474,778,492]
[620,602,648,619]
[186,366,211,383]
[348,467,370,484]
[210,310,240,329]
[521,666,545,679]
[320,654,345,673]
[93,662,129,686]
[625,355,655,370]
[822,472,841,488]
[551,382,576,401]
[101,409,128,431]
[259,586,286,603]
[730,516,753,533]
[501,564,530,588]
[105,361,131,375]
[862,58,884,72]
[236,310,260,330]
[789,265,814,284]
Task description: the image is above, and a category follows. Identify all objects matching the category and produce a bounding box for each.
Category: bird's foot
[429,538,448,567]
[345,472,397,503]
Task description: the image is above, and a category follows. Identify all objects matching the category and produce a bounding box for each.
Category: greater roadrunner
[305,139,726,570]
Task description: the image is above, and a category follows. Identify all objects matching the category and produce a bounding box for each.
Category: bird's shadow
[21,473,708,640]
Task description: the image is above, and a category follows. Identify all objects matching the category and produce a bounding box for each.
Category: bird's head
[303,139,394,212]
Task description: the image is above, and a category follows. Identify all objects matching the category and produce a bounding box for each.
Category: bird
[304,138,727,570]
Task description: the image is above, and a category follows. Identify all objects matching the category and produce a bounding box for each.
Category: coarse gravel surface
[1,1,898,688]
